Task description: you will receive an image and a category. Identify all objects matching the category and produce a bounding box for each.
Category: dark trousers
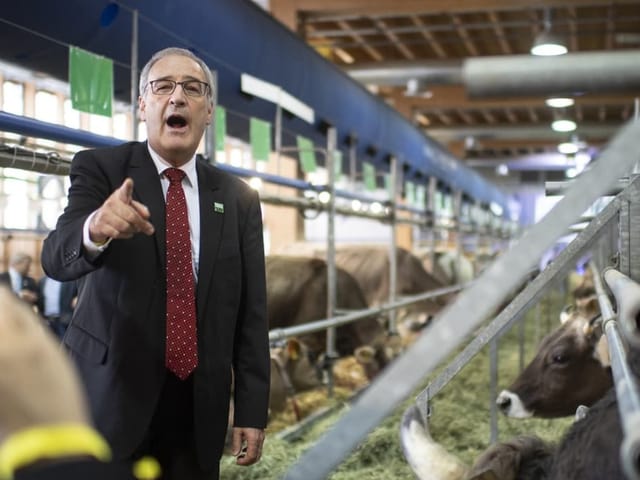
[133,372,219,480]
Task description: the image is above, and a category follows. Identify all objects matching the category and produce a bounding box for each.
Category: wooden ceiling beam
[450,14,479,56]
[285,0,637,17]
[372,18,415,59]
[337,20,384,61]
[409,15,448,58]
[487,11,513,54]
[386,85,639,109]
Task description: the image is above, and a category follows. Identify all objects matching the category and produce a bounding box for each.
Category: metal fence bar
[415,202,619,415]
[268,284,466,343]
[282,119,640,480]
[594,266,640,480]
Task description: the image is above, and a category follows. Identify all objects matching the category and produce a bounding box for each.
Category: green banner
[384,174,393,195]
[69,46,113,117]
[363,162,376,191]
[215,107,226,152]
[333,150,342,178]
[250,118,271,162]
[405,181,416,204]
[296,136,317,173]
[415,184,426,206]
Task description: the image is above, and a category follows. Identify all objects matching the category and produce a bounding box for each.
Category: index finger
[117,178,134,204]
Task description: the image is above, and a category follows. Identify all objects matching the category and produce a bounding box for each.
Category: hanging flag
[250,117,271,162]
[296,136,317,173]
[69,46,113,117]
[363,162,377,191]
[215,107,226,152]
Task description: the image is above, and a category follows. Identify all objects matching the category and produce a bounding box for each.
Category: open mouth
[166,114,188,128]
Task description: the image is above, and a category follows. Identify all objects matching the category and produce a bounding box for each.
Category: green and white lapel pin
[214,202,224,213]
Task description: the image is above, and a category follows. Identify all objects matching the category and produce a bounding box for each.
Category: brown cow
[269,338,322,415]
[266,255,395,377]
[496,295,610,418]
[332,246,450,341]
[402,350,636,480]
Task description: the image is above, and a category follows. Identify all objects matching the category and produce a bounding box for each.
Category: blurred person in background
[0,252,39,309]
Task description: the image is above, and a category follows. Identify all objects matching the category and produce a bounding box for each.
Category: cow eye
[551,352,569,364]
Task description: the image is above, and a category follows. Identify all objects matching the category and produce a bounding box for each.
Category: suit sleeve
[41,149,118,282]
[232,189,270,428]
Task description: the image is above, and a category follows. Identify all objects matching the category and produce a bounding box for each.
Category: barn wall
[262,154,303,254]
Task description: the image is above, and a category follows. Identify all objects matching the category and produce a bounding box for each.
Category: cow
[266,255,397,379]
[402,345,637,480]
[331,245,451,342]
[269,338,323,416]
[496,295,611,418]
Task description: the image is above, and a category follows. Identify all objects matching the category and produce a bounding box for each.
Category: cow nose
[496,392,511,412]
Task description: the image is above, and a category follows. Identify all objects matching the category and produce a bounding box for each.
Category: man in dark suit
[0,252,39,308]
[41,47,270,480]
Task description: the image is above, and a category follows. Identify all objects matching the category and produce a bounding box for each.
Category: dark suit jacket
[41,142,270,469]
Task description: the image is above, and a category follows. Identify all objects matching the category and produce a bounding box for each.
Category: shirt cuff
[83,211,112,255]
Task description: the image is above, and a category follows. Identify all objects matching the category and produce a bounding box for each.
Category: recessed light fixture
[558,142,579,154]
[551,119,577,132]
[546,97,575,108]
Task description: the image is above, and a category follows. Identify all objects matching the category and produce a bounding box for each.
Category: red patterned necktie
[164,167,198,379]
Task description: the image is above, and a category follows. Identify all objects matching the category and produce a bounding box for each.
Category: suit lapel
[195,161,224,315]
[128,143,166,271]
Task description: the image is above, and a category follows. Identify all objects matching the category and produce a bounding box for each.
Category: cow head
[269,338,323,415]
[496,297,611,418]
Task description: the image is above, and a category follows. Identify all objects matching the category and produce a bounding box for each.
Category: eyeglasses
[148,79,210,97]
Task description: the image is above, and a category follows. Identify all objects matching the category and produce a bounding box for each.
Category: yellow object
[0,423,111,479]
[132,456,162,479]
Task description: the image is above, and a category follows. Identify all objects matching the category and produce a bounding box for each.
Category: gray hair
[139,47,215,107]
[9,252,31,267]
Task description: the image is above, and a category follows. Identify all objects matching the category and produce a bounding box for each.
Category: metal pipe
[603,268,640,349]
[464,50,640,98]
[130,8,138,141]
[593,265,640,480]
[546,179,628,197]
[326,128,338,397]
[269,284,465,344]
[388,156,398,335]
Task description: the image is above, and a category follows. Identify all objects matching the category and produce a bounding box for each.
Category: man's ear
[138,96,146,121]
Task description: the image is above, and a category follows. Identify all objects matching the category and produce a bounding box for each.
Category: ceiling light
[546,97,574,108]
[496,164,509,176]
[415,113,430,126]
[551,119,577,132]
[334,48,354,64]
[248,177,263,190]
[558,142,579,155]
[531,31,568,56]
[531,8,567,56]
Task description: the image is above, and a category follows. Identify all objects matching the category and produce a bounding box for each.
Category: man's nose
[169,86,187,105]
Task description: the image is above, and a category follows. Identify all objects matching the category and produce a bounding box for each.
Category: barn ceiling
[268,0,640,182]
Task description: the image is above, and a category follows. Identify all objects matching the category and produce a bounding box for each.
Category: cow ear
[287,338,301,360]
[560,304,575,324]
